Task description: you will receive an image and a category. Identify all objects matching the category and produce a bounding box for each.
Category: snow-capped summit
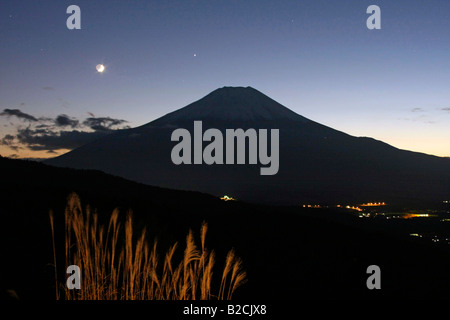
[151,86,308,125]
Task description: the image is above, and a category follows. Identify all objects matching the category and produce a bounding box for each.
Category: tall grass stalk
[50,193,246,300]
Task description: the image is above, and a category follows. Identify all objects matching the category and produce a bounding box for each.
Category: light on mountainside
[220,195,236,201]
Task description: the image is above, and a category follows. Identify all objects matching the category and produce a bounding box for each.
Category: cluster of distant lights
[300,200,450,245]
[302,202,386,212]
[219,196,450,244]
[410,234,450,245]
[360,202,386,207]
[301,201,450,221]
[359,212,439,220]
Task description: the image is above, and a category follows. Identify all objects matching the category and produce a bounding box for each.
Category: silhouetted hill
[45,87,450,206]
[3,156,450,301]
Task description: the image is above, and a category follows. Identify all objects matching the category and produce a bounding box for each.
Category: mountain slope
[5,156,450,300]
[45,86,450,205]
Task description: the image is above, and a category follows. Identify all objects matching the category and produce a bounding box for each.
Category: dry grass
[49,193,246,300]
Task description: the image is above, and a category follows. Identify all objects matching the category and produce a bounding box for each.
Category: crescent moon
[96,64,105,73]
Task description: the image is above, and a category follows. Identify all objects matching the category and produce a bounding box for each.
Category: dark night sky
[1,0,449,158]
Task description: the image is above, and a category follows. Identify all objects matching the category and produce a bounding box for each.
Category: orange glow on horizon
[0,145,71,160]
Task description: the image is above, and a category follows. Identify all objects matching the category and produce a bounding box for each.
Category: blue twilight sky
[0,0,449,158]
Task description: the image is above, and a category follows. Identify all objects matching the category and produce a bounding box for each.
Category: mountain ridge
[45,87,450,205]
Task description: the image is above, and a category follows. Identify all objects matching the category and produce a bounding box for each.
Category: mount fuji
[45,87,450,205]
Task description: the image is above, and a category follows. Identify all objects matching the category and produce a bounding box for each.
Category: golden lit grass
[49,193,246,300]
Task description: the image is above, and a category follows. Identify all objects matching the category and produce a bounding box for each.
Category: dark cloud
[16,128,111,151]
[442,108,450,112]
[1,110,129,153]
[35,123,53,129]
[0,134,21,152]
[1,134,15,145]
[38,116,54,122]
[55,114,79,128]
[0,109,38,122]
[83,117,128,132]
